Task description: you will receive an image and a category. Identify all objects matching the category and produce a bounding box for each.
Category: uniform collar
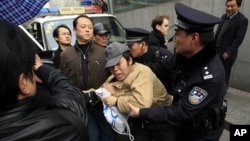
[175,43,216,70]
[134,46,154,63]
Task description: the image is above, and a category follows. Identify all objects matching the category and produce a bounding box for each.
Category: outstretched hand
[34,54,43,83]
[128,102,140,118]
[34,54,43,71]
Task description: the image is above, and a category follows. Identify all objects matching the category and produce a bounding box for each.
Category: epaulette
[202,66,213,80]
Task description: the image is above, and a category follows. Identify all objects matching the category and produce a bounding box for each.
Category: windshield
[43,16,126,51]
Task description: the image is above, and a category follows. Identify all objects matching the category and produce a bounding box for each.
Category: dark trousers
[87,103,115,141]
[131,119,176,141]
[220,56,235,87]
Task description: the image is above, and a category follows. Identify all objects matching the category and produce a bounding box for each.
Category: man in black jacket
[52,24,72,68]
[0,20,88,140]
[148,15,170,48]
[128,3,227,141]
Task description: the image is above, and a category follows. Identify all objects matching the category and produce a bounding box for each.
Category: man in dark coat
[0,20,88,140]
[128,3,227,141]
[52,24,72,68]
[148,15,170,48]
[215,0,248,87]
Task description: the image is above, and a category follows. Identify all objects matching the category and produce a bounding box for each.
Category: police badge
[189,87,208,105]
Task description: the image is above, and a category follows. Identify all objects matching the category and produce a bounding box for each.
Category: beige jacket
[103,63,172,114]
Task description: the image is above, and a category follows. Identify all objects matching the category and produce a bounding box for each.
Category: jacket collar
[175,43,216,71]
[152,30,165,45]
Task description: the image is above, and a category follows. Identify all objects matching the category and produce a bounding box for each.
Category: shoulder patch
[189,87,208,105]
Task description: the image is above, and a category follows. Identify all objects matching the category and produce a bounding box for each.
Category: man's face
[55,27,72,47]
[226,0,240,16]
[93,33,109,47]
[74,17,93,43]
[156,18,169,36]
[173,29,194,57]
[128,42,144,58]
[109,57,132,81]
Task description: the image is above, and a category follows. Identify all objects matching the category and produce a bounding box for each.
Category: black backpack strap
[54,109,89,140]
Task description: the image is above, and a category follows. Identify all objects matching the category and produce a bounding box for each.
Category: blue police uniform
[138,3,227,141]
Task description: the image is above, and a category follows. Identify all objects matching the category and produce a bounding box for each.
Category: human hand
[34,74,43,83]
[128,102,140,118]
[84,91,99,106]
[34,54,43,71]
[103,95,117,106]
[223,52,229,60]
[103,84,115,95]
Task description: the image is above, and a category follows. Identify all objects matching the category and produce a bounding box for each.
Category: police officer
[128,3,227,141]
[125,27,174,92]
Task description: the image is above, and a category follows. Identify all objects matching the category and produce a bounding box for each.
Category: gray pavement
[220,87,250,141]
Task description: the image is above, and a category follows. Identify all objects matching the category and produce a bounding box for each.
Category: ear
[192,32,199,40]
[73,28,77,34]
[189,33,199,46]
[141,41,146,46]
[128,57,133,65]
[18,73,29,96]
[54,37,59,41]
[156,24,161,30]
[140,41,146,50]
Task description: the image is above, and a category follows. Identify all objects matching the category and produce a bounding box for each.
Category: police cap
[125,27,150,46]
[173,3,221,32]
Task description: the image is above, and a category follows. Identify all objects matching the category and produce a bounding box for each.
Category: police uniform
[125,27,174,92]
[138,3,227,141]
[124,28,176,140]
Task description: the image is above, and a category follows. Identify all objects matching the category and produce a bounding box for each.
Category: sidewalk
[220,87,250,141]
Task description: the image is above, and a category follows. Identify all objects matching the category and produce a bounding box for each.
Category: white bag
[95,88,134,141]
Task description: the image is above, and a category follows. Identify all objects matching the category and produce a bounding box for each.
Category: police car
[20,6,126,64]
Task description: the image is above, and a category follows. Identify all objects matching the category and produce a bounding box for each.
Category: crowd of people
[0,0,248,141]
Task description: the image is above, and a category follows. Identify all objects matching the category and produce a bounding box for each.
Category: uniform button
[178,89,181,92]
[204,66,208,70]
[205,71,209,75]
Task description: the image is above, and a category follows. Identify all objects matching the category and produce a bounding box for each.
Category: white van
[20,6,126,64]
